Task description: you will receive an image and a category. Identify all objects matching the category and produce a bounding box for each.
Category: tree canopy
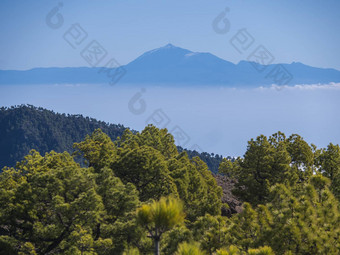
[1,126,339,255]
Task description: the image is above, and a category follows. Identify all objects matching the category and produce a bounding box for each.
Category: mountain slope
[1,44,340,86]
[0,105,128,168]
[0,105,223,172]
[122,44,237,85]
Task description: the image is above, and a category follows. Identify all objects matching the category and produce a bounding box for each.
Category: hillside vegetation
[0,123,339,254]
[0,105,223,173]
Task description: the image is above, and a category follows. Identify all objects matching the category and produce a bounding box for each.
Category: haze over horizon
[2,43,340,72]
[1,83,339,157]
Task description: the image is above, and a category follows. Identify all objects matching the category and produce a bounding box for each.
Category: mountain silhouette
[1,44,340,86]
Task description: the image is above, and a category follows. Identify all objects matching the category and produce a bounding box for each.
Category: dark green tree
[228,175,340,254]
[220,133,291,205]
[73,129,117,172]
[0,151,104,254]
[114,126,223,220]
[316,143,340,200]
[112,145,178,201]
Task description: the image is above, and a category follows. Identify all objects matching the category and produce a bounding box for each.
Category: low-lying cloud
[259,82,340,91]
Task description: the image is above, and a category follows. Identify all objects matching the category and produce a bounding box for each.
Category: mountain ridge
[1,44,340,86]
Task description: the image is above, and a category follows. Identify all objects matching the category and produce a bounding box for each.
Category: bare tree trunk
[154,236,160,255]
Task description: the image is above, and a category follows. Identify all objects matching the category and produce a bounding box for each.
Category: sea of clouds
[1,83,339,157]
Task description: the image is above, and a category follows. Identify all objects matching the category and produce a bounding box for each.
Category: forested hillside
[0,105,223,172]
[0,125,339,254]
[0,105,127,169]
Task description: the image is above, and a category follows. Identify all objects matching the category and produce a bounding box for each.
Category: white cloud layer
[258,82,340,91]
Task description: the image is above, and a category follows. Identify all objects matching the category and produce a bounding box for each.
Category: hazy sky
[1,0,340,70]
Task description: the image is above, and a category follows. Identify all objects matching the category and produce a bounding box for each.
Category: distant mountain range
[1,44,340,86]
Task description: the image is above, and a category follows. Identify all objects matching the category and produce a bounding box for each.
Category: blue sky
[1,0,340,70]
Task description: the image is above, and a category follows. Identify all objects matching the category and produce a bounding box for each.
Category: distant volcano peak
[1,44,340,86]
[163,43,176,48]
[148,43,191,54]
